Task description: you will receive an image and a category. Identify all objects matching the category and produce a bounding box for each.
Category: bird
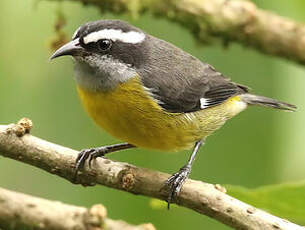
[50,19,296,207]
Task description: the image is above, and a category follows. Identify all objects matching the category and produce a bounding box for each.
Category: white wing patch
[83,29,146,44]
[200,98,210,109]
[200,96,247,112]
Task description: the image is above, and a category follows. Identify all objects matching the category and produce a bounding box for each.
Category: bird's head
[51,20,148,90]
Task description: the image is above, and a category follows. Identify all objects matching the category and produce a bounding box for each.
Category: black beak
[50,39,83,60]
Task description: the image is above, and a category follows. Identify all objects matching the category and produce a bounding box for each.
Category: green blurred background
[0,0,304,229]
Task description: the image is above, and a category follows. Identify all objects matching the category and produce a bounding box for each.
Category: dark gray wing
[138,36,248,113]
[142,65,248,113]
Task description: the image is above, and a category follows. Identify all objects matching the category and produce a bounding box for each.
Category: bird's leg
[165,140,203,209]
[74,143,135,180]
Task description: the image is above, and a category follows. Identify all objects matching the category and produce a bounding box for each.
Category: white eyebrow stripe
[83,29,145,44]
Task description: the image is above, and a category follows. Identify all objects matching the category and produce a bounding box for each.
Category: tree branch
[0,186,155,230]
[0,119,304,230]
[46,0,305,66]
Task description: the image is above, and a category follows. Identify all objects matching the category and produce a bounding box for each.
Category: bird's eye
[97,39,112,51]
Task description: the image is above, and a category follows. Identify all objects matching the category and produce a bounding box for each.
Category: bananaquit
[51,19,296,205]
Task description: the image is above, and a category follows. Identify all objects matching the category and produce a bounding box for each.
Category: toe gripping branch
[165,140,203,209]
[165,165,191,209]
[74,143,135,181]
[73,140,203,209]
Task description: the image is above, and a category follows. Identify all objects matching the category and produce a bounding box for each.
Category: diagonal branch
[0,119,304,230]
[47,0,305,66]
[0,186,155,230]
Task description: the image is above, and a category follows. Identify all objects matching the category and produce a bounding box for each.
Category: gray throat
[74,54,137,91]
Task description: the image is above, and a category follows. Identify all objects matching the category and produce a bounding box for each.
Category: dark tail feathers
[240,94,297,111]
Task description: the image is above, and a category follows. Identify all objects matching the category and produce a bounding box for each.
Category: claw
[73,147,106,181]
[165,166,191,209]
[73,149,93,181]
[88,153,94,169]
[73,143,135,182]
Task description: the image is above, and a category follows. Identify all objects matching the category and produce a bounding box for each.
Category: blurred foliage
[227,181,305,225]
[0,0,304,229]
[151,180,305,225]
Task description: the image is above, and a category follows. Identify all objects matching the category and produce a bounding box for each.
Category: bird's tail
[240,93,297,111]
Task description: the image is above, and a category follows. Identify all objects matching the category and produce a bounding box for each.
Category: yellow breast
[77,77,246,151]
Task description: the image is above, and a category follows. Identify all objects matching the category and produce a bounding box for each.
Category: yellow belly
[77,77,246,151]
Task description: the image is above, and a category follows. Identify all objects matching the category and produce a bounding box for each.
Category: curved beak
[50,39,83,60]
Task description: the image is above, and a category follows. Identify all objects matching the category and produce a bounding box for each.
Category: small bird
[51,19,296,206]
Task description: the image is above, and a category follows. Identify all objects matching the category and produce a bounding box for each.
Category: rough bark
[0,119,303,230]
[0,187,155,230]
